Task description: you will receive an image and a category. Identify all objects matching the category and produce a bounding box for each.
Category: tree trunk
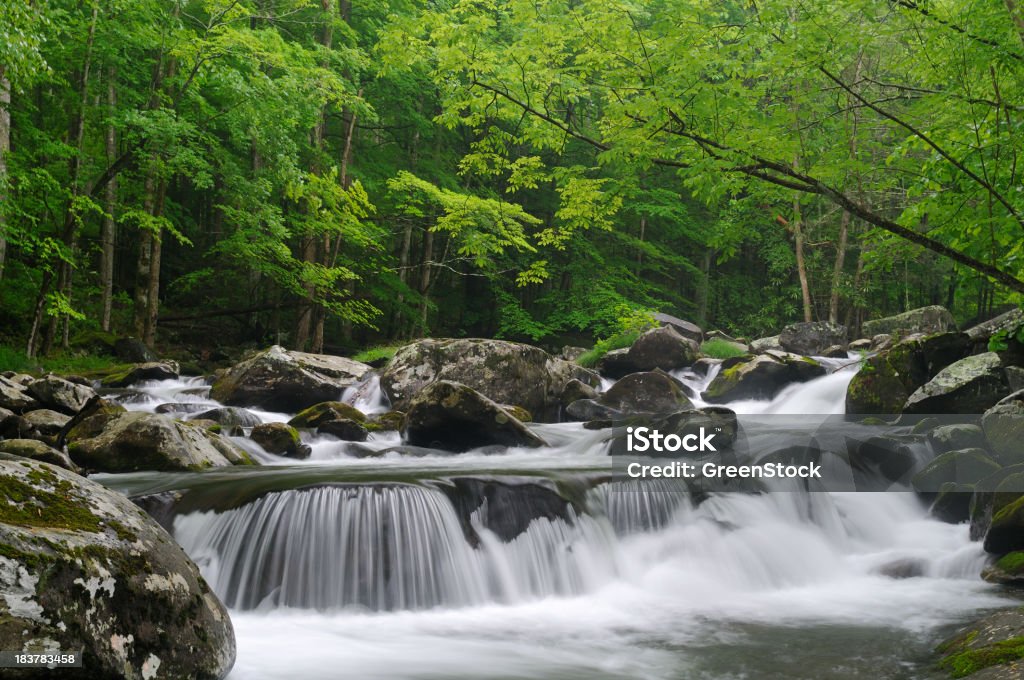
[1006,0,1024,46]
[792,189,813,322]
[829,209,850,323]
[101,67,117,331]
[0,67,9,282]
[418,227,434,335]
[144,180,167,346]
[133,173,156,339]
[635,216,646,277]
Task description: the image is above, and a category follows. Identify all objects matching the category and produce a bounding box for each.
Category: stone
[651,313,704,342]
[904,352,1010,414]
[749,335,783,353]
[250,422,309,458]
[211,345,373,412]
[25,375,96,415]
[193,407,262,433]
[67,411,255,472]
[983,390,1024,465]
[559,378,598,409]
[0,456,236,679]
[381,338,598,422]
[778,321,847,356]
[848,338,872,352]
[0,439,78,471]
[981,551,1024,586]
[21,408,71,436]
[821,345,848,358]
[598,371,694,415]
[0,375,39,413]
[928,423,987,453]
[862,305,957,337]
[316,418,369,442]
[936,608,1024,679]
[620,325,699,372]
[113,336,159,362]
[101,362,180,388]
[911,449,1001,492]
[402,380,547,452]
[703,353,825,403]
[288,401,366,428]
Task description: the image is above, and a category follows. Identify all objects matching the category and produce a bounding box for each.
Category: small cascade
[586,479,692,535]
[340,374,390,415]
[112,376,215,411]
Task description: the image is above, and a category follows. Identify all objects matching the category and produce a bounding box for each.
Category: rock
[597,371,694,415]
[904,352,1010,414]
[848,338,872,352]
[559,378,598,409]
[871,333,894,350]
[930,482,974,524]
[983,390,1024,465]
[559,346,587,362]
[0,375,40,412]
[845,332,971,414]
[194,407,262,433]
[21,408,71,436]
[0,439,77,471]
[250,422,310,458]
[67,411,255,472]
[595,348,633,377]
[402,380,547,452]
[316,418,369,442]
[821,345,848,358]
[703,353,825,403]
[691,358,720,376]
[779,321,847,356]
[154,402,212,415]
[620,326,699,373]
[937,608,1024,679]
[101,361,180,388]
[966,307,1024,343]
[381,338,598,422]
[1007,367,1024,393]
[113,336,159,362]
[211,345,372,412]
[847,435,920,485]
[912,449,1001,492]
[863,305,957,337]
[440,478,575,544]
[749,335,783,353]
[25,375,96,415]
[876,558,926,579]
[0,456,236,678]
[288,401,366,428]
[928,424,987,453]
[985,493,1024,554]
[652,313,704,342]
[970,466,1024,542]
[982,551,1024,585]
[369,411,404,431]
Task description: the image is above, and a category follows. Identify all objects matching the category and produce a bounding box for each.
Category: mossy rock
[288,401,366,428]
[368,410,405,432]
[982,552,1024,585]
[912,449,1001,492]
[0,439,78,472]
[251,422,308,458]
[937,608,1024,678]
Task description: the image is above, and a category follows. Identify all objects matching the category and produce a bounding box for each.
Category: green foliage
[351,344,403,365]
[577,330,642,368]
[700,338,748,360]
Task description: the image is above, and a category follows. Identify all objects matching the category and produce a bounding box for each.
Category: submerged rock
[779,321,847,356]
[402,380,546,452]
[440,477,575,544]
[381,338,598,422]
[982,551,1024,586]
[0,455,236,679]
[67,411,255,472]
[862,305,957,337]
[211,345,372,412]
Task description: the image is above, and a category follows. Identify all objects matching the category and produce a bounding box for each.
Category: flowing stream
[96,358,1020,680]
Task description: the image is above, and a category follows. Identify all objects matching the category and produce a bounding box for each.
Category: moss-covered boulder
[211,345,371,412]
[929,424,987,453]
[937,607,1024,679]
[381,338,599,422]
[67,412,255,472]
[0,455,236,679]
[845,332,970,414]
[904,352,1010,414]
[26,375,96,415]
[193,407,262,434]
[250,422,310,458]
[288,400,366,428]
[368,410,404,432]
[982,390,1024,465]
[402,380,547,452]
[985,493,1024,554]
[912,449,1002,492]
[779,321,847,356]
[863,305,957,337]
[316,418,368,442]
[100,362,180,388]
[703,351,824,403]
[0,439,77,471]
[982,552,1024,586]
[612,325,699,375]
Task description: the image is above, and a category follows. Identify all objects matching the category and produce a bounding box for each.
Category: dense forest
[1,0,1023,360]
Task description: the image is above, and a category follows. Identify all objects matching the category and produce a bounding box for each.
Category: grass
[0,344,124,376]
[351,344,404,364]
[700,338,749,360]
[576,331,641,368]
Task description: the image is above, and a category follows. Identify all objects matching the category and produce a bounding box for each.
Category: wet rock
[863,305,957,337]
[595,348,633,377]
[211,345,372,412]
[928,424,987,453]
[402,380,547,452]
[936,607,1024,679]
[703,352,825,403]
[100,361,180,388]
[821,345,848,358]
[155,402,212,415]
[560,346,587,362]
[982,390,1024,465]
[984,492,1024,554]
[871,333,894,351]
[316,418,368,442]
[368,411,404,432]
[876,558,926,579]
[288,401,366,428]
[847,435,920,486]
[904,352,1010,414]
[0,456,236,679]
[251,422,310,458]
[930,482,974,524]
[67,411,255,472]
[25,375,96,415]
[559,379,598,409]
[779,321,847,356]
[0,439,78,471]
[619,325,699,373]
[598,371,694,415]
[440,477,575,544]
[981,551,1024,586]
[194,407,262,434]
[912,448,1001,492]
[848,338,872,352]
[651,313,704,343]
[381,338,598,422]
[691,358,720,376]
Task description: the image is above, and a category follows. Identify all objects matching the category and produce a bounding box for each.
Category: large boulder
[593,371,693,416]
[600,326,699,377]
[402,380,547,452]
[288,401,366,428]
[193,407,262,434]
[381,338,598,422]
[651,312,704,343]
[966,307,1024,344]
[100,362,180,388]
[862,305,957,337]
[26,375,96,415]
[67,411,255,472]
[703,352,825,403]
[250,422,310,458]
[211,345,372,412]
[0,438,78,471]
[903,352,1010,414]
[936,608,1024,679]
[779,321,847,356]
[749,335,783,353]
[911,448,1002,492]
[845,332,971,414]
[0,375,40,412]
[0,456,236,679]
[983,390,1024,465]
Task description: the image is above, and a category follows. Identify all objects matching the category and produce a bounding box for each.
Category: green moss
[995,551,1024,573]
[289,401,366,427]
[700,338,748,359]
[0,473,103,532]
[0,543,43,570]
[577,331,641,368]
[351,344,403,364]
[940,636,1024,678]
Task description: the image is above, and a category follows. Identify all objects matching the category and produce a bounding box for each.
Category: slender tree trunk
[133,173,156,339]
[0,67,9,282]
[829,210,850,323]
[144,180,167,346]
[792,188,813,322]
[1006,0,1024,46]
[635,216,646,277]
[418,227,434,335]
[101,68,117,331]
[699,248,712,324]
